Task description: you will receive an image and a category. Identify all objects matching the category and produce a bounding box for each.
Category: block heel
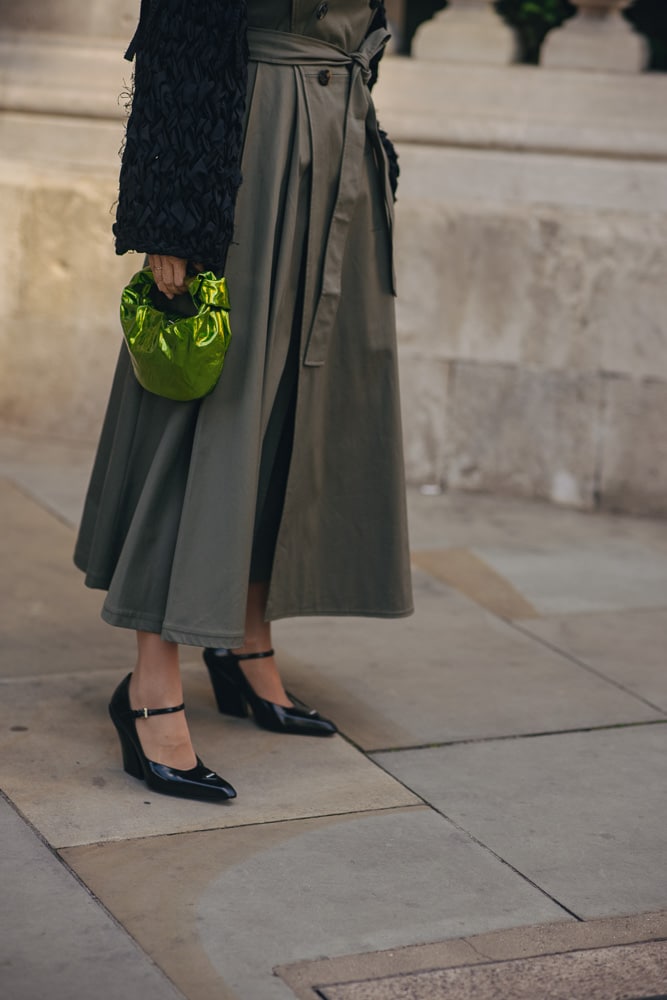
[115,726,143,779]
[203,655,249,718]
[202,648,338,737]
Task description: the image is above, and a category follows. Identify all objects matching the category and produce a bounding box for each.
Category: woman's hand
[148,254,188,298]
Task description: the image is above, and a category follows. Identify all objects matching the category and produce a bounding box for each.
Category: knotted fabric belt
[247,26,393,366]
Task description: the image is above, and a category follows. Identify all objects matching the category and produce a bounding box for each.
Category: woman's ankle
[132,631,183,707]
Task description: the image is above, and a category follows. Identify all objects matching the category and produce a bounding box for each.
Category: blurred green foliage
[624,0,667,71]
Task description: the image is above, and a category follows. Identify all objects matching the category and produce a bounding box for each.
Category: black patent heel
[116,727,143,779]
[108,673,237,801]
[202,648,338,737]
[204,655,249,718]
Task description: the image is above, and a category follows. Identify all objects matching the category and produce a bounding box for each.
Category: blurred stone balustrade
[413,1,518,64]
[0,1,138,435]
[375,1,667,515]
[1,1,666,515]
[543,0,648,72]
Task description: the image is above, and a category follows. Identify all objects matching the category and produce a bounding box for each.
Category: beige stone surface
[375,724,667,917]
[478,539,667,616]
[397,353,449,485]
[3,432,667,999]
[373,56,667,517]
[395,200,667,381]
[520,609,667,711]
[519,211,667,381]
[444,363,602,508]
[0,112,123,172]
[413,2,517,66]
[0,168,137,438]
[0,797,186,1000]
[374,60,667,158]
[406,483,667,556]
[395,203,528,367]
[61,808,568,1000]
[0,1,136,37]
[273,569,661,752]
[394,144,667,217]
[277,939,484,1000]
[411,548,539,619]
[0,666,417,847]
[0,478,134,676]
[599,376,667,517]
[542,7,647,74]
[278,911,667,999]
[0,34,130,119]
[319,940,667,1000]
[0,432,94,527]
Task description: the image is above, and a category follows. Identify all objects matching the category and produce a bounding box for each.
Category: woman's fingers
[148,254,188,298]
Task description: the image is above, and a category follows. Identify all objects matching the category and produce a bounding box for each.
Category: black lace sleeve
[113,0,249,274]
[365,0,400,200]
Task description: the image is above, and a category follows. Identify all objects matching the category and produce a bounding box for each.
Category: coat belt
[247,26,393,366]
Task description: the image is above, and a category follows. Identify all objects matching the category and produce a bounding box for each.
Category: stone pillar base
[542,9,647,73]
[412,1,517,66]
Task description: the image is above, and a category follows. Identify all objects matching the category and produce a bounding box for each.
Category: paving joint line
[3,476,78,530]
[0,788,188,999]
[367,757,584,923]
[508,618,667,715]
[50,802,424,852]
[367,717,667,754]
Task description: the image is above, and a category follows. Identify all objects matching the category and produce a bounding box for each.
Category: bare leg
[232,582,292,707]
[129,632,198,770]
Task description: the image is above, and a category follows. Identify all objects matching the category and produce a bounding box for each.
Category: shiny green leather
[120,268,232,402]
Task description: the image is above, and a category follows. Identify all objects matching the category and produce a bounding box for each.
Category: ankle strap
[130,703,185,719]
[230,648,274,661]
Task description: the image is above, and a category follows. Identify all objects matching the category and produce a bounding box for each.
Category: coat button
[318,68,332,86]
[316,2,329,19]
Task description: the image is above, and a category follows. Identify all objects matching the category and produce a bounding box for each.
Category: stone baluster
[412,0,518,65]
[542,0,647,72]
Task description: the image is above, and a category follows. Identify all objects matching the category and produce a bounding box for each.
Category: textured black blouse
[113,0,396,275]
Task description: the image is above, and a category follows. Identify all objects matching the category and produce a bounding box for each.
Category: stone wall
[372,20,667,517]
[0,30,138,438]
[1,3,666,516]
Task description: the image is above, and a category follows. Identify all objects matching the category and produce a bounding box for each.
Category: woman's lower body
[75,20,413,798]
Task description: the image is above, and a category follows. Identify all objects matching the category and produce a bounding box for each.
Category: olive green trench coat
[74,0,413,647]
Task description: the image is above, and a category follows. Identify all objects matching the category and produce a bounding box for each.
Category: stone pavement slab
[317,940,667,1000]
[474,540,667,616]
[405,488,667,557]
[3,430,667,1000]
[411,547,540,620]
[0,794,185,1000]
[0,478,134,677]
[274,571,662,752]
[374,724,667,919]
[0,668,417,848]
[0,433,95,528]
[61,807,570,1000]
[519,608,667,711]
[276,911,667,999]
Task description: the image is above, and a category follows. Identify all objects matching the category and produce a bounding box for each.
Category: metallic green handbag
[120,267,232,402]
